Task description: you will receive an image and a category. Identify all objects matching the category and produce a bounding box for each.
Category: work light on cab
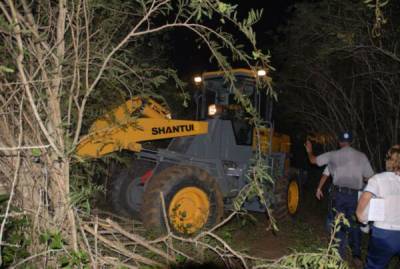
[208,104,222,116]
[257,69,266,77]
[194,76,202,84]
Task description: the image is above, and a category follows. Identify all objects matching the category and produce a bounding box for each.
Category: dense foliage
[0,0,274,267]
[272,0,400,170]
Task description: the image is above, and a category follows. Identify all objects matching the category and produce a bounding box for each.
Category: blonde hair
[385,145,400,173]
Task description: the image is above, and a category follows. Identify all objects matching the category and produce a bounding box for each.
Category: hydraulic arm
[76,97,208,158]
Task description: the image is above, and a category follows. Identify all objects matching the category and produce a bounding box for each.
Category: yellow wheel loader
[76,69,302,234]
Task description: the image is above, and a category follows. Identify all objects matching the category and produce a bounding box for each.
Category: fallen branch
[83,224,163,267]
[105,218,175,263]
[97,256,138,269]
[76,212,97,268]
[9,249,63,269]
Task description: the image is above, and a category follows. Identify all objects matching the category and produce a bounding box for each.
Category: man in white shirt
[357,145,400,269]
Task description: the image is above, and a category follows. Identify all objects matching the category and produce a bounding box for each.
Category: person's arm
[316,174,329,200]
[356,192,373,223]
[305,140,317,164]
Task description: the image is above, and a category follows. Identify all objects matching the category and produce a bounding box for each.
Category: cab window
[231,120,252,145]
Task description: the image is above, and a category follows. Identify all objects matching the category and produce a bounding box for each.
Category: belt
[332,185,360,194]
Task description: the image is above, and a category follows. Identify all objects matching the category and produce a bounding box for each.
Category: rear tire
[273,171,301,220]
[141,165,223,235]
[110,160,154,218]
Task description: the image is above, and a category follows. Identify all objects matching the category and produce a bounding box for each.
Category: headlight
[208,104,223,116]
[194,76,202,84]
[208,104,217,116]
[257,69,267,77]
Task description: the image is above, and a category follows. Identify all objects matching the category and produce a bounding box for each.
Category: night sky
[172,1,294,79]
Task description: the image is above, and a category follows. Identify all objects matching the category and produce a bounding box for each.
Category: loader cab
[194,69,272,146]
[194,69,272,122]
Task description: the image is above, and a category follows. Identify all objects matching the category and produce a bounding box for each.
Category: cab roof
[202,68,257,80]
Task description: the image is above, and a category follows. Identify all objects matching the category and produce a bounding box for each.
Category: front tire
[141,165,224,235]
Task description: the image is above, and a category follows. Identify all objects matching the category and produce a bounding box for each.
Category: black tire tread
[110,160,154,217]
[273,168,301,220]
[141,165,223,233]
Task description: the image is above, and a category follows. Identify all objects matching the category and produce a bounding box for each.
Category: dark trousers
[365,226,400,269]
[332,190,361,258]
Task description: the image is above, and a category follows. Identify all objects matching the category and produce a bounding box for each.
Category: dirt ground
[97,176,400,269]
[224,185,400,269]
[231,209,328,259]
[225,185,330,260]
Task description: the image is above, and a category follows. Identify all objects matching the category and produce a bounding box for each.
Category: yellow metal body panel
[76,97,208,158]
[253,127,291,154]
[88,97,170,133]
[307,133,335,145]
[253,127,292,172]
[77,118,208,158]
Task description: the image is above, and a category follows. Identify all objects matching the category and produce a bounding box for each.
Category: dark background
[171,0,294,78]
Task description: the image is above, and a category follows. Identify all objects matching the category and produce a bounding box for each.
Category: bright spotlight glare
[257,69,267,77]
[194,76,202,83]
[208,104,217,116]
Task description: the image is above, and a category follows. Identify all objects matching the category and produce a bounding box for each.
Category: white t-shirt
[322,166,330,176]
[364,172,400,230]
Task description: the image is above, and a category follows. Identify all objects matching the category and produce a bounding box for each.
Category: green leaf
[175,253,187,263]
[39,232,51,244]
[252,50,261,60]
[0,65,14,73]
[217,2,228,13]
[0,194,9,203]
[31,148,41,157]
[49,232,64,249]
[379,0,389,7]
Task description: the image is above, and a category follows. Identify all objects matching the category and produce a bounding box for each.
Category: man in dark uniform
[305,131,374,266]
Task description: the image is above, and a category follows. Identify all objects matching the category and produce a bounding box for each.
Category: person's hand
[316,188,324,200]
[305,140,313,153]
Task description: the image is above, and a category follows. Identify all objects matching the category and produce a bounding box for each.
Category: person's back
[323,146,372,190]
[306,131,373,266]
[357,145,400,269]
[364,171,400,230]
